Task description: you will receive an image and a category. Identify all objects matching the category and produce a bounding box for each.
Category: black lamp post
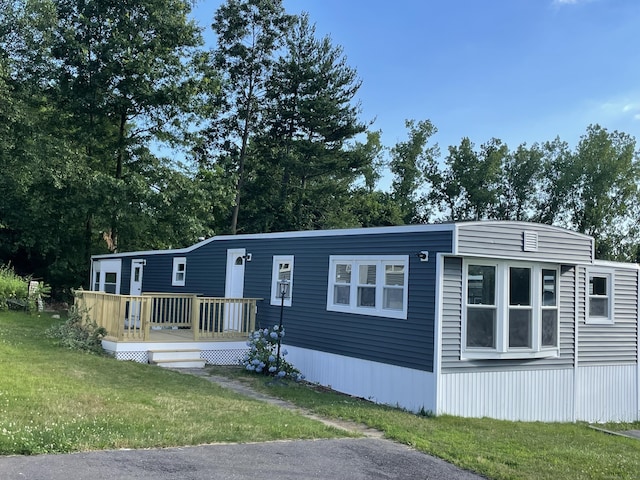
[276,279,290,372]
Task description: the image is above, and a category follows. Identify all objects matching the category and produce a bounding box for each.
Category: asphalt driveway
[0,438,485,480]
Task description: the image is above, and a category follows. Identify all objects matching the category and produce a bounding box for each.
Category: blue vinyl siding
[92,227,453,371]
[201,230,453,372]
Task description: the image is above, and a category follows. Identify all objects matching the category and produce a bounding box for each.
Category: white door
[128,259,144,328]
[224,249,246,331]
[130,260,144,295]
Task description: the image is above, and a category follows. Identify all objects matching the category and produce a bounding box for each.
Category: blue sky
[191,0,639,161]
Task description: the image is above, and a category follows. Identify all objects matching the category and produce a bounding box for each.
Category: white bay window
[463,260,559,359]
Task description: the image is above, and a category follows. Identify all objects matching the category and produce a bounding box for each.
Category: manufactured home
[87,221,640,422]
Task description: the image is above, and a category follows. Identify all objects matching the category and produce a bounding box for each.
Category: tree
[239,12,367,232]
[496,143,545,221]
[390,119,438,223]
[0,0,213,294]
[207,0,294,234]
[563,125,639,259]
[430,137,505,221]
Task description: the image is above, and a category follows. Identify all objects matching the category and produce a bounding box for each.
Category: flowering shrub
[241,325,304,381]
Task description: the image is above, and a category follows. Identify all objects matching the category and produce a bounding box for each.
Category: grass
[208,366,640,480]
[0,311,353,454]
[2,311,639,479]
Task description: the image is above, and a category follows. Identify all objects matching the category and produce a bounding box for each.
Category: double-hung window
[463,260,559,359]
[271,255,294,306]
[587,268,614,324]
[327,255,409,319]
[172,257,186,287]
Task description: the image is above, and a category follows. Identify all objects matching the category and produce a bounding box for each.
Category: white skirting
[102,339,248,366]
[285,346,437,413]
[439,365,639,422]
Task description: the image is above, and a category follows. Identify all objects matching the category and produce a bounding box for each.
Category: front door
[224,249,246,331]
[128,259,144,328]
[130,259,144,295]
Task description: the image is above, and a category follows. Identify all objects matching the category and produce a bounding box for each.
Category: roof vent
[523,231,538,252]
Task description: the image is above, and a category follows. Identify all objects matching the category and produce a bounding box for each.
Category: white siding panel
[576,364,638,423]
[285,345,437,413]
[439,369,574,421]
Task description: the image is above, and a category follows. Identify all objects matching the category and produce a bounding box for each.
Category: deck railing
[75,291,259,341]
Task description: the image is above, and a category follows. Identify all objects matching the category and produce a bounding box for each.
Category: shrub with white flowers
[241,325,304,381]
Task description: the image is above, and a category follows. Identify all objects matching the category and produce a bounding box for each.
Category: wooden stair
[148,349,205,368]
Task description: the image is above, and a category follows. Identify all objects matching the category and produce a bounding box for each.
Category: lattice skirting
[202,349,247,365]
[108,348,248,365]
[114,351,149,363]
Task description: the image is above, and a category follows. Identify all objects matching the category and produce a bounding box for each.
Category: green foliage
[241,325,304,381]
[0,264,28,310]
[0,264,50,312]
[45,303,107,354]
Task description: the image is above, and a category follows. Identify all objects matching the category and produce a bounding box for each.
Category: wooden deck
[76,291,261,342]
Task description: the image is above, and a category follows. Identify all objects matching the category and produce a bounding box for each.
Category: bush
[0,264,29,310]
[0,264,51,312]
[46,303,107,355]
[241,325,304,381]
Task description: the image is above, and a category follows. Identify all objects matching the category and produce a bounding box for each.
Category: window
[271,255,294,306]
[463,260,559,359]
[103,272,118,294]
[587,269,614,324]
[327,255,408,319]
[172,257,186,286]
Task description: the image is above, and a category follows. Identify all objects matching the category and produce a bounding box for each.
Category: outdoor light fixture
[278,279,290,299]
[243,253,252,262]
[417,251,429,262]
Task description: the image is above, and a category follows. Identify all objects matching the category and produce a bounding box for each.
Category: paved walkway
[0,368,487,480]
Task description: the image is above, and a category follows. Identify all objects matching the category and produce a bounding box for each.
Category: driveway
[0,438,485,480]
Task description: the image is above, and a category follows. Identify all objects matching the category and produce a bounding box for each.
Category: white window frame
[586,267,615,325]
[461,259,560,360]
[172,257,187,287]
[326,255,409,320]
[271,255,294,307]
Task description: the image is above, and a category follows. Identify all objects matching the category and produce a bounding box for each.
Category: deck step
[148,349,204,368]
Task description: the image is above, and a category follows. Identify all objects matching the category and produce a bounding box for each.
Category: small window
[327,255,409,319]
[104,272,118,294]
[270,256,294,306]
[172,257,187,287]
[587,269,614,324]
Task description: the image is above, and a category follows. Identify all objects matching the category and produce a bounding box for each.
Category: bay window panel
[509,267,531,306]
[541,310,558,347]
[542,269,557,306]
[467,307,496,348]
[509,309,532,348]
[467,265,495,305]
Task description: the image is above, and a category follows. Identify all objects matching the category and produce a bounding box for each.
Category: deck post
[142,296,152,341]
[191,295,201,341]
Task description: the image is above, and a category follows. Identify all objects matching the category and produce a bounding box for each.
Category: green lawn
[2,311,639,480]
[209,367,640,480]
[0,311,352,454]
